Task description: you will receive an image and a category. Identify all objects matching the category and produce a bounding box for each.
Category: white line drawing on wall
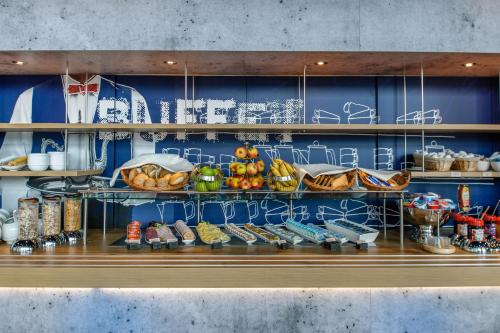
[156,200,196,224]
[340,148,359,168]
[374,147,394,170]
[200,201,235,225]
[344,102,378,124]
[312,109,341,124]
[225,200,260,224]
[315,199,398,227]
[260,199,310,224]
[296,140,336,165]
[396,109,442,125]
[219,154,237,175]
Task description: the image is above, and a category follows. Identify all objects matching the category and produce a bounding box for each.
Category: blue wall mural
[0,75,498,229]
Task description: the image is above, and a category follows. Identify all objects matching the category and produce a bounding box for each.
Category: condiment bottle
[458,184,470,212]
[468,218,484,242]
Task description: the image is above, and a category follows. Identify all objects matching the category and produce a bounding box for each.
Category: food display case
[0,51,498,288]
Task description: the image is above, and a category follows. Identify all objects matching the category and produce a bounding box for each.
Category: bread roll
[169,172,185,185]
[144,177,156,188]
[132,173,148,186]
[128,168,139,182]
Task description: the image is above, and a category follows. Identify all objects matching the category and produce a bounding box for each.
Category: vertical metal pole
[197,194,201,224]
[64,64,69,172]
[399,193,404,247]
[85,72,88,169]
[184,62,188,123]
[383,193,387,239]
[420,62,425,174]
[83,195,88,246]
[303,65,307,124]
[289,194,293,221]
[192,75,195,122]
[403,68,407,168]
[103,196,107,239]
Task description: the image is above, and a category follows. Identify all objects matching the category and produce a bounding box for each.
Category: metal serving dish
[403,207,452,243]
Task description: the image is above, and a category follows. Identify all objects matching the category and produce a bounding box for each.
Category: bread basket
[302,170,357,191]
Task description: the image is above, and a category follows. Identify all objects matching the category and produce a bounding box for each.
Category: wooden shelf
[0,123,498,134]
[411,171,500,178]
[0,169,103,177]
[1,229,500,288]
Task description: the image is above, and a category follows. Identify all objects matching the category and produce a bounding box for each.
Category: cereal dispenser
[63,194,82,245]
[11,198,40,253]
[40,195,64,248]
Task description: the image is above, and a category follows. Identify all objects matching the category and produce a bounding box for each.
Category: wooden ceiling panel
[0,51,498,76]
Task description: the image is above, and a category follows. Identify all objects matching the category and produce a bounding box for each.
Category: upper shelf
[0,169,102,177]
[1,51,500,77]
[0,123,498,134]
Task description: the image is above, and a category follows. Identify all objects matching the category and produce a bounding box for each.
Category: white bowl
[28,153,49,171]
[477,160,490,172]
[491,161,500,172]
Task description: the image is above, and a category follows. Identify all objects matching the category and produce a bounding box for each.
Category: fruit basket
[358,170,410,191]
[121,165,189,191]
[302,170,357,191]
[192,164,223,192]
[226,143,266,190]
[268,159,299,192]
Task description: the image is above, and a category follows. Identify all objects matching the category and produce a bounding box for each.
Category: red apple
[234,146,247,159]
[229,177,241,189]
[247,147,259,159]
[246,162,258,175]
[256,160,265,172]
[240,178,251,190]
[250,177,261,189]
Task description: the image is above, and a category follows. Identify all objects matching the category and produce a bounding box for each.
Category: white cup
[28,153,49,171]
[2,217,18,244]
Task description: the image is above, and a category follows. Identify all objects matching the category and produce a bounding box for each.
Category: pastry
[128,168,139,182]
[132,173,148,186]
[157,176,169,188]
[144,177,156,188]
[169,172,185,185]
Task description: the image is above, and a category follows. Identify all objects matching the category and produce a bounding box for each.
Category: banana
[284,162,295,175]
[270,165,281,177]
[279,164,289,177]
[7,156,27,166]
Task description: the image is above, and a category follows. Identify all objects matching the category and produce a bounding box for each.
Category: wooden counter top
[1,229,500,288]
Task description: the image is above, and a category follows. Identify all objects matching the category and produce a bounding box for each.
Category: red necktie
[68,83,99,95]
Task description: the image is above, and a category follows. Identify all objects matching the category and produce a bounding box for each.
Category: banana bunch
[269,159,298,192]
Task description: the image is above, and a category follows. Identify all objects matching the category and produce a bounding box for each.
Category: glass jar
[454,213,468,237]
[484,215,496,238]
[42,195,61,236]
[17,198,39,240]
[64,194,82,233]
[468,218,484,242]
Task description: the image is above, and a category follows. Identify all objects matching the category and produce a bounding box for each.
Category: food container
[2,216,18,244]
[267,159,299,192]
[477,159,490,172]
[63,194,82,244]
[491,161,500,172]
[484,215,497,237]
[126,221,141,243]
[192,164,223,192]
[27,153,49,171]
[452,156,481,172]
[468,218,484,241]
[40,195,64,248]
[11,198,39,253]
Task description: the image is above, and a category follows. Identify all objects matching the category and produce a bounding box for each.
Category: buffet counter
[1,229,500,288]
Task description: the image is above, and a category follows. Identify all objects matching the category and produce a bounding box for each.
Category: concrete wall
[0,0,498,52]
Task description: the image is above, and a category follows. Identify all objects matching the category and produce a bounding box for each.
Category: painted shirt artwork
[0,75,498,226]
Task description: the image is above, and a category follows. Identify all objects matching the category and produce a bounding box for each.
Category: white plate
[1,164,27,171]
